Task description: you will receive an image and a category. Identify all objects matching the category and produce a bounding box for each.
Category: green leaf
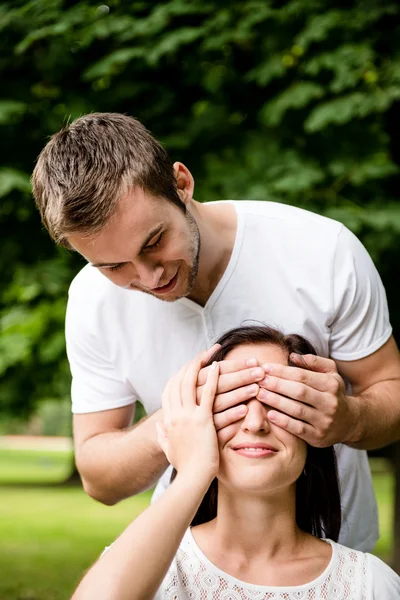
[302,44,376,93]
[0,100,27,125]
[261,81,324,126]
[84,48,147,80]
[247,55,286,86]
[0,168,30,198]
[304,89,400,132]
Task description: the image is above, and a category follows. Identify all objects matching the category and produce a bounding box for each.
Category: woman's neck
[194,485,308,562]
[191,485,333,588]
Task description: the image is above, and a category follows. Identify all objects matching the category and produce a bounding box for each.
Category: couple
[72,325,399,599]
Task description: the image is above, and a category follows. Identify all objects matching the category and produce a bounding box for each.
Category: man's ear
[173,162,195,206]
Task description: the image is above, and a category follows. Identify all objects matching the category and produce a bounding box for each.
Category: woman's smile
[231,442,278,458]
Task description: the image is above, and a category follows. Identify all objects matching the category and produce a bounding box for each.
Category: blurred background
[1,0,400,598]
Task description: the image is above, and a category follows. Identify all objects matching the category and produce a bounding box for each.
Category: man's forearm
[75,411,169,505]
[346,379,400,450]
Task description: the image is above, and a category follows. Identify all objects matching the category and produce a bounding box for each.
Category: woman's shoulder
[364,552,400,598]
[330,541,400,598]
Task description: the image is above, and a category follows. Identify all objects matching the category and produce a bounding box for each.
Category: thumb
[290,353,338,374]
[156,422,169,457]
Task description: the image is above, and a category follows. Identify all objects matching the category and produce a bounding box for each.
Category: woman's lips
[231,443,278,458]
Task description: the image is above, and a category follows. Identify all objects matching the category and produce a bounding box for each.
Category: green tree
[1,0,400,419]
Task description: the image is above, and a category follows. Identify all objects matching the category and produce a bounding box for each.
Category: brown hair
[172,324,342,541]
[31,113,186,247]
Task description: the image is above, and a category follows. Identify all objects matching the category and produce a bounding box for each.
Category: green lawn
[0,448,73,484]
[0,449,395,600]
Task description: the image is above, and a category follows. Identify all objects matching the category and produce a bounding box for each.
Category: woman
[72,326,400,599]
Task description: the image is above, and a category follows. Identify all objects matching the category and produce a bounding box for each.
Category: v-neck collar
[179,201,244,315]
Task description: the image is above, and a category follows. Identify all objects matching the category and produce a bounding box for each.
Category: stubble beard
[183,210,201,297]
[142,211,201,303]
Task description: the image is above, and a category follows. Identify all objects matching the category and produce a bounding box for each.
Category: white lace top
[154,530,400,599]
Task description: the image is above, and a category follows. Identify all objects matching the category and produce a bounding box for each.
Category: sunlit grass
[0,448,73,483]
[0,484,152,600]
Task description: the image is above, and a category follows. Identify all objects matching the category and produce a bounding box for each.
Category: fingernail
[258,389,268,400]
[262,363,271,373]
[237,405,247,415]
[290,353,300,359]
[246,358,257,367]
[250,367,264,378]
[211,361,218,369]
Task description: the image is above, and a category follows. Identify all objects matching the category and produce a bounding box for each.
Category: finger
[197,357,259,386]
[289,353,338,374]
[213,404,247,431]
[257,389,319,425]
[161,379,172,423]
[204,343,221,359]
[197,367,264,405]
[267,410,318,445]
[261,362,337,393]
[200,361,220,413]
[258,376,323,409]
[169,363,189,414]
[156,422,168,456]
[181,358,201,407]
[213,383,259,413]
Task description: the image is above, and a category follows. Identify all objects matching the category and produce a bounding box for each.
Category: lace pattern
[159,531,368,599]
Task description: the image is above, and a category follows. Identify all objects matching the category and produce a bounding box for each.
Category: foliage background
[1,0,400,420]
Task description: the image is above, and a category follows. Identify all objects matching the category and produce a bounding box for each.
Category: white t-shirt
[66,200,392,551]
[154,529,400,599]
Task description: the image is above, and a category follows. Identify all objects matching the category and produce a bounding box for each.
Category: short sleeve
[367,553,400,598]
[329,225,392,361]
[65,281,138,414]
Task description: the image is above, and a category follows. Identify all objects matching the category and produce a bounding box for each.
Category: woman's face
[217,342,307,496]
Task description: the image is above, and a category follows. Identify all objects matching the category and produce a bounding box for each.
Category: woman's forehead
[226,342,289,366]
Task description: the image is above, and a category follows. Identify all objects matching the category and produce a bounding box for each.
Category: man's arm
[336,335,400,449]
[74,405,169,505]
[255,335,400,450]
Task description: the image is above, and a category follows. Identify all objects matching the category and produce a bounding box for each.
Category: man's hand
[197,358,266,430]
[256,353,357,447]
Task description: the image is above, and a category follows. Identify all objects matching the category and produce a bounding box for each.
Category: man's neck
[187,201,237,307]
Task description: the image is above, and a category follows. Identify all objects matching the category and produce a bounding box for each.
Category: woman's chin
[219,474,289,498]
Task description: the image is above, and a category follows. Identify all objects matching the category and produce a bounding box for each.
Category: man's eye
[108,264,124,272]
[146,233,163,251]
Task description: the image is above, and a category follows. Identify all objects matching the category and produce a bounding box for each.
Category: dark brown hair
[172,325,341,541]
[31,113,186,247]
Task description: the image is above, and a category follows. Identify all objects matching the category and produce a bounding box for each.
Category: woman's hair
[171,324,341,541]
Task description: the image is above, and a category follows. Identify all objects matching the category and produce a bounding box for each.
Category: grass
[0,448,73,484]
[370,459,395,561]
[0,486,152,600]
[0,449,395,599]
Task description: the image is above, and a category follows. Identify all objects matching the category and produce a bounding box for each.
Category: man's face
[67,187,200,302]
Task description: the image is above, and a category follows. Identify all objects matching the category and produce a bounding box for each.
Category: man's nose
[134,259,164,289]
[240,399,271,433]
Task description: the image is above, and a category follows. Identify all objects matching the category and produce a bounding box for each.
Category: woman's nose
[240,399,271,433]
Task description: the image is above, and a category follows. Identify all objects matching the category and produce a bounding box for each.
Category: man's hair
[31,113,185,247]
[171,324,342,541]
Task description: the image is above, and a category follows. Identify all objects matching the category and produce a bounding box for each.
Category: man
[32,112,400,552]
